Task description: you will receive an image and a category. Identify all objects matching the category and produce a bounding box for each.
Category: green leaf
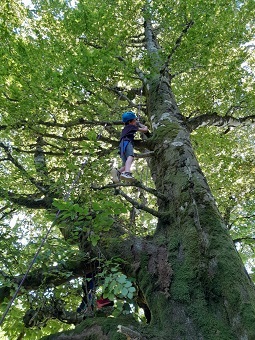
[117,274,127,284]
[124,281,132,288]
[127,292,133,300]
[121,287,128,297]
[128,287,136,293]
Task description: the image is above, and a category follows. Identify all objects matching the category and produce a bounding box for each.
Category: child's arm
[137,122,148,133]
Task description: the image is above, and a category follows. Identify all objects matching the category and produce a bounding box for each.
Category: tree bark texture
[130,72,255,339]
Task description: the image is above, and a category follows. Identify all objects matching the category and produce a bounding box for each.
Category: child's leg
[120,155,135,181]
[121,143,134,173]
[124,156,134,173]
[119,148,128,173]
[119,142,136,181]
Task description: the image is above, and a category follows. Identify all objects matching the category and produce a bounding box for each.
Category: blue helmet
[122,111,137,123]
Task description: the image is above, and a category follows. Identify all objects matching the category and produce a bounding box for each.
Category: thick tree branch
[26,124,121,147]
[135,67,147,85]
[0,259,94,304]
[144,16,161,54]
[23,305,85,328]
[233,237,255,244]
[79,35,102,49]
[11,147,68,157]
[0,118,123,132]
[186,112,255,131]
[26,129,149,152]
[0,188,53,209]
[134,151,154,158]
[143,16,163,72]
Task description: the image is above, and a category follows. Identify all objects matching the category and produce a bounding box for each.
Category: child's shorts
[121,142,134,166]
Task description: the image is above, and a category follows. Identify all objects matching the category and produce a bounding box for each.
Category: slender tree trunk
[133,72,255,339]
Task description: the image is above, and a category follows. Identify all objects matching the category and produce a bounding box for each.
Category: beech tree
[1,0,255,339]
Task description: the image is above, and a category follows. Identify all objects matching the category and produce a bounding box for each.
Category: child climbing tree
[111,111,148,183]
[0,0,255,339]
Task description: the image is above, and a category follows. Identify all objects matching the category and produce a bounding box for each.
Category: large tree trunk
[131,72,255,339]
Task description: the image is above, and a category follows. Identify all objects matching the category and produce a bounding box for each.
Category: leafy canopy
[0,0,254,338]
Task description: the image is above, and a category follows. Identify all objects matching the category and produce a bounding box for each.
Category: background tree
[0,0,255,339]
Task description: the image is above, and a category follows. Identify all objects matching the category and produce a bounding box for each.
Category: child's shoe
[111,168,120,183]
[120,172,135,182]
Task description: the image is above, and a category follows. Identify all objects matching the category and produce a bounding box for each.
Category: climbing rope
[0,154,92,326]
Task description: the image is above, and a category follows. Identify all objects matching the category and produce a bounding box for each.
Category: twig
[91,182,166,201]
[116,189,160,218]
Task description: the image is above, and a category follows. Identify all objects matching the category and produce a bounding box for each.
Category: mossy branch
[117,324,147,339]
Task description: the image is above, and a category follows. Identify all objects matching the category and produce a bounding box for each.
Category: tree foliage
[0,0,255,338]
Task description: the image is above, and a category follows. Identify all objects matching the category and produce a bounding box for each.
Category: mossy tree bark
[127,71,255,339]
[121,13,255,338]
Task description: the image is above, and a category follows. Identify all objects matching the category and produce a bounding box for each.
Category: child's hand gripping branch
[111,111,148,183]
